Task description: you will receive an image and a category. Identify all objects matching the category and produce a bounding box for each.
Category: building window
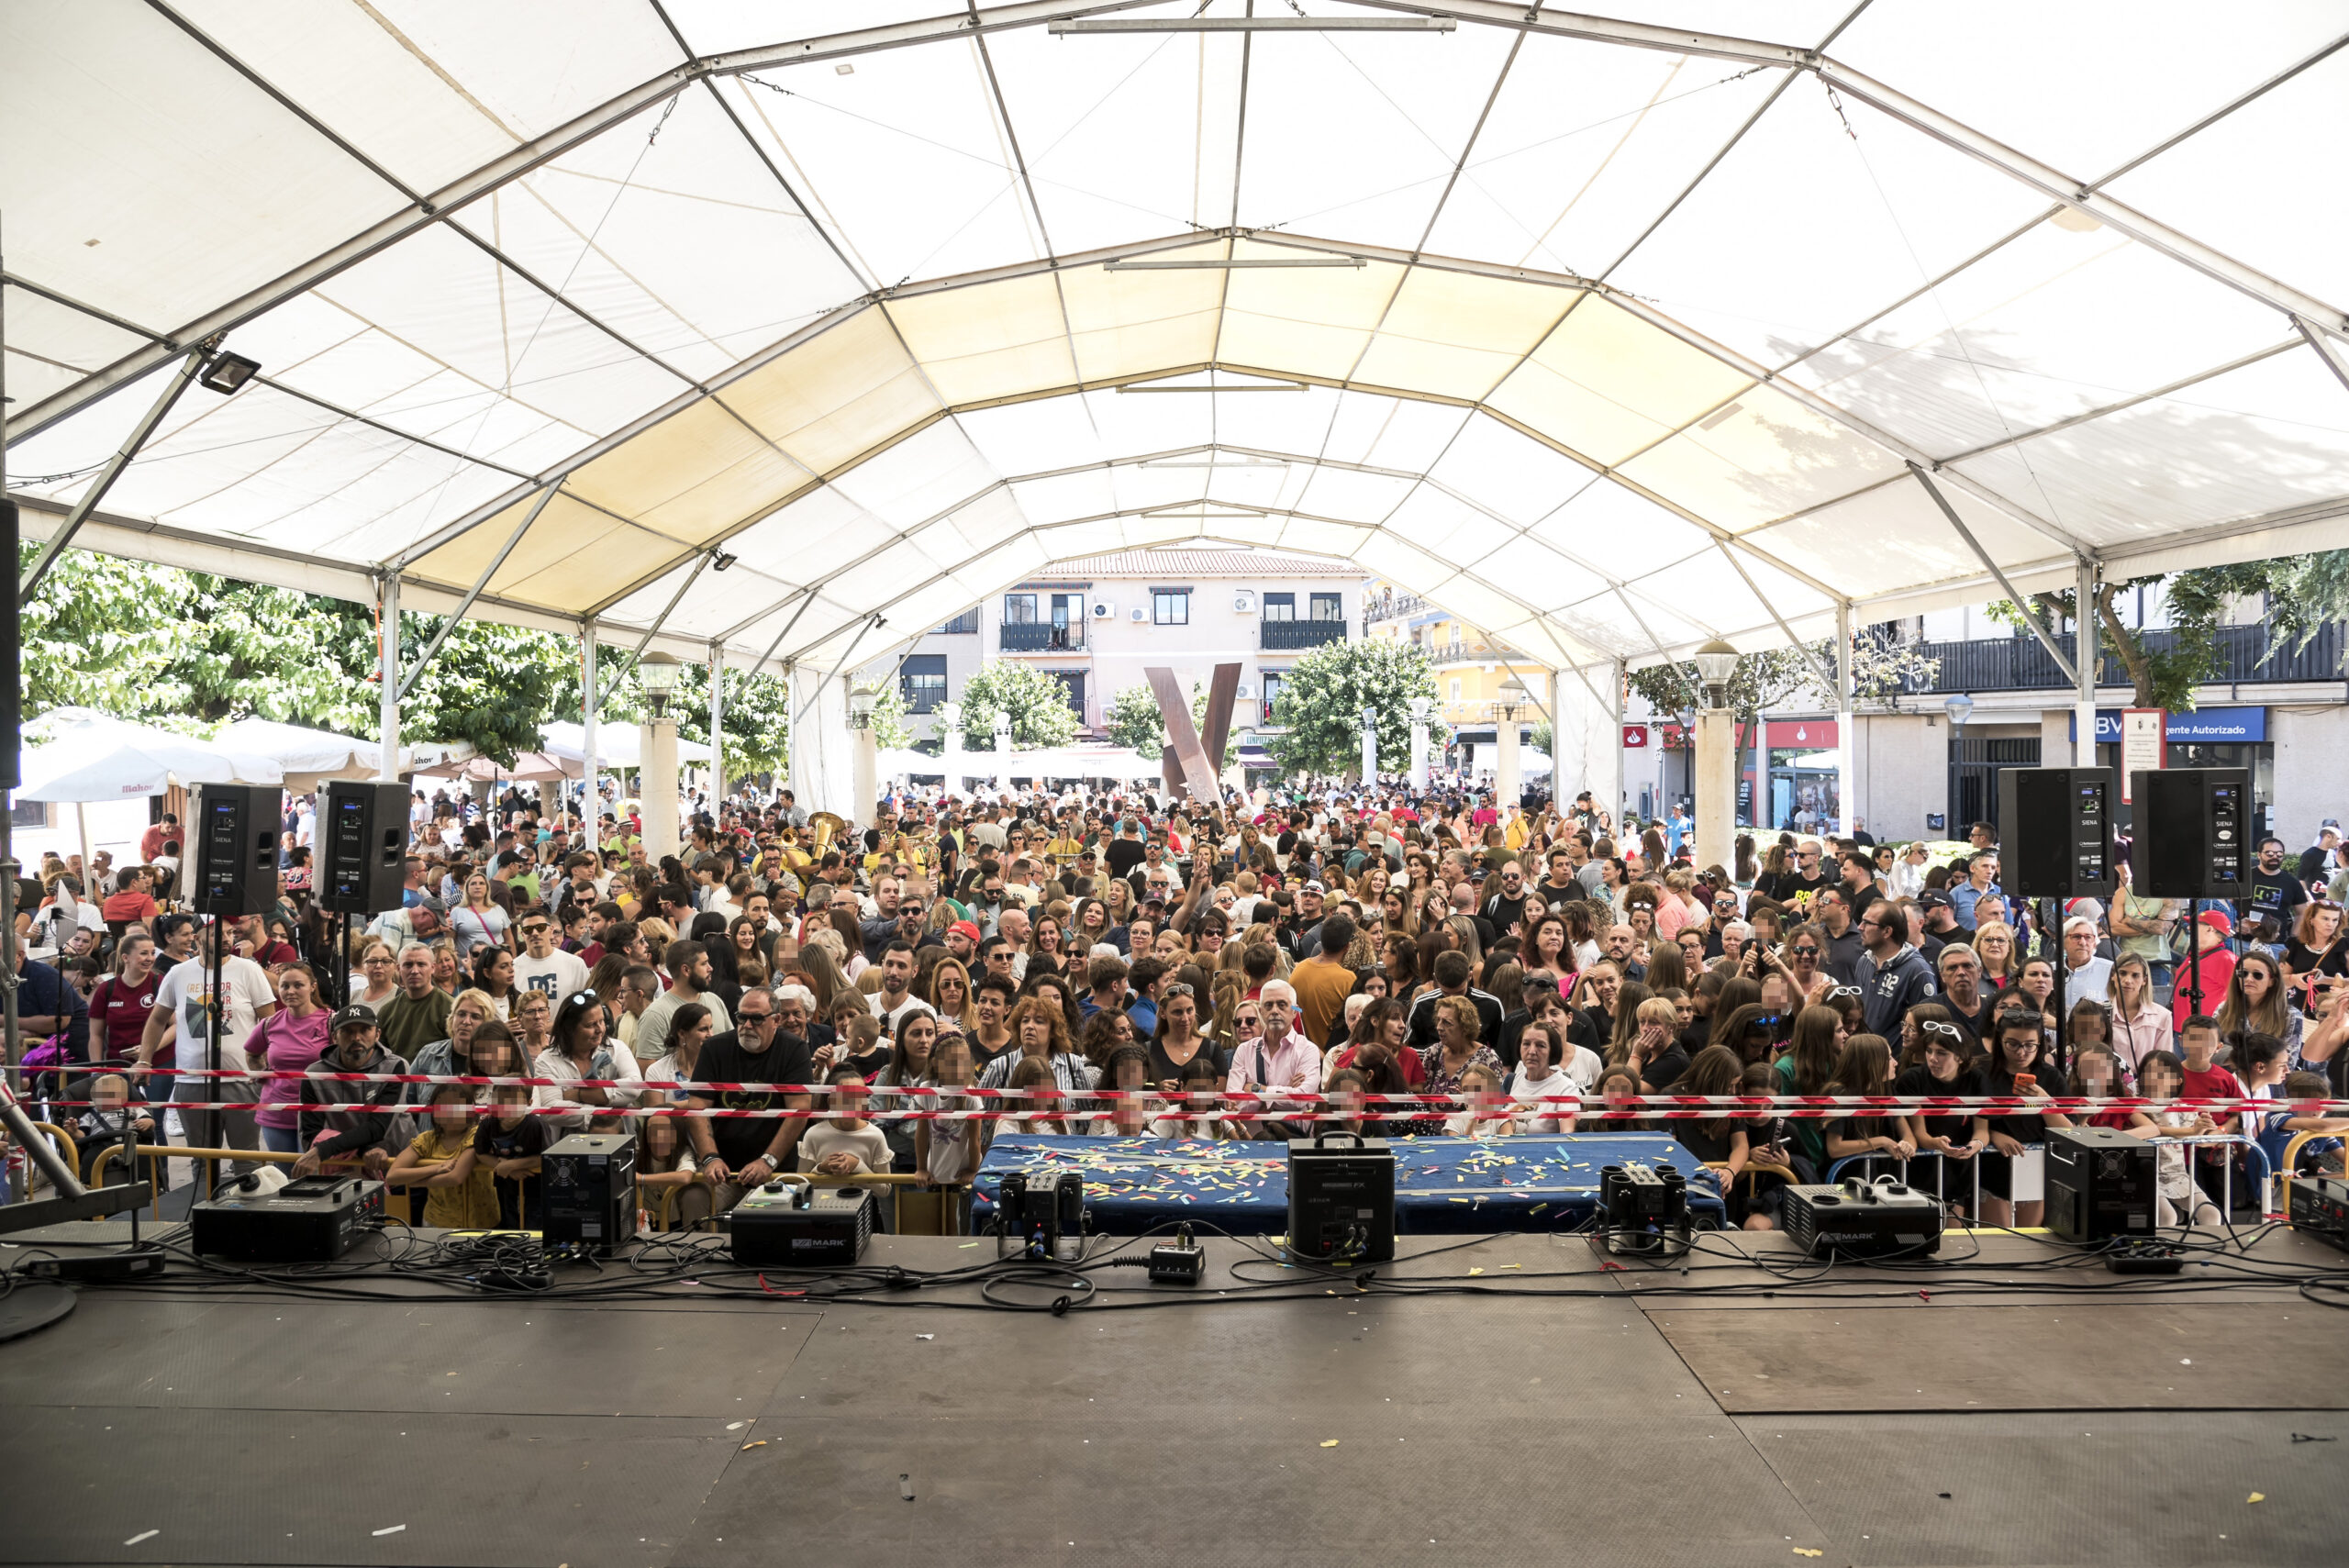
[1005,593,1037,624]
[1152,589,1189,626]
[901,654,947,714]
[933,608,979,635]
[1261,671,1285,722]
[1262,592,1296,621]
[1053,670,1086,717]
[1310,592,1342,622]
[1449,677,1463,702]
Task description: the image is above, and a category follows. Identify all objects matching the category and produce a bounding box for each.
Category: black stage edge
[1,1228,2343,1567]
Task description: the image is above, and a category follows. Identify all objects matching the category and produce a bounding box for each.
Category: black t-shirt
[1846,883,1883,927]
[1483,893,1529,938]
[2283,938,2349,1014]
[1567,1006,1613,1054]
[1675,1121,1737,1163]
[968,1033,1016,1078]
[690,1029,816,1168]
[1638,1041,1690,1092]
[1105,839,1147,879]
[476,1113,553,1226]
[1895,1063,1982,1142]
[2242,868,2308,941]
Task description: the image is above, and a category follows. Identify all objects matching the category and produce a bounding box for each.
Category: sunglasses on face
[1791,945,1819,957]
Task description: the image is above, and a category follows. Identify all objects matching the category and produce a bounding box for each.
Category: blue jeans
[260,1125,303,1154]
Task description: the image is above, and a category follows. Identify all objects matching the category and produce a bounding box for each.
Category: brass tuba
[807,810,851,856]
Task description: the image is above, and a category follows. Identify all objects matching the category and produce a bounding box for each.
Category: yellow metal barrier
[2277,1129,2343,1218]
[85,1143,303,1218]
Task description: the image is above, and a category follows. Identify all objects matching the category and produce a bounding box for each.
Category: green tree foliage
[953,662,1080,749]
[1101,682,1234,768]
[1993,552,2349,712]
[1626,636,1942,718]
[17,546,198,723]
[1266,639,1442,778]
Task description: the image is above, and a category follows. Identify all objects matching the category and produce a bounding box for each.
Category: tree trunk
[2092,582,2160,708]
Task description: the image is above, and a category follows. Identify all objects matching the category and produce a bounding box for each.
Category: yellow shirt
[406,1126,501,1229]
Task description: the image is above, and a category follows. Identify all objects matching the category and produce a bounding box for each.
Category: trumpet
[808,810,851,855]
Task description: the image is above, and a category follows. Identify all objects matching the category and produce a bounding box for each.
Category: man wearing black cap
[1918,891,1968,952]
[294,1004,410,1180]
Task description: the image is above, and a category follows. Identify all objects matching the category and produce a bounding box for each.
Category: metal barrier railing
[1823,1134,2277,1222]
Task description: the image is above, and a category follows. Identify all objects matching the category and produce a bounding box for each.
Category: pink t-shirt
[250,1006,333,1129]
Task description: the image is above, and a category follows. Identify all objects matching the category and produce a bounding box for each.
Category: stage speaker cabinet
[2129,767,2253,900]
[319,780,410,915]
[541,1132,637,1253]
[1996,766,2116,898]
[2045,1125,2158,1241]
[1286,1130,1395,1263]
[190,782,281,916]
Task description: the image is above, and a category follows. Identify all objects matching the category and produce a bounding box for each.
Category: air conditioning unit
[1233,591,1257,614]
[1090,601,1114,620]
[1236,684,1254,699]
[1129,606,1147,622]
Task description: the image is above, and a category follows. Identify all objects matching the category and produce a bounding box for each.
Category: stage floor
[2,1224,2343,1567]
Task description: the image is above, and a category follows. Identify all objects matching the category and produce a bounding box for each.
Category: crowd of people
[11,778,2347,1236]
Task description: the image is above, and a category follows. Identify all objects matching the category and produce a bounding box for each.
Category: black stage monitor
[2130,767,2252,900]
[1997,766,2116,898]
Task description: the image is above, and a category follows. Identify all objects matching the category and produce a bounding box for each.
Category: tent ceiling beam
[1936,339,2304,467]
[17,342,211,603]
[627,550,718,662]
[1343,1,1809,67]
[2083,30,2349,192]
[1814,60,2349,339]
[702,0,1163,78]
[1909,462,2077,684]
[1713,541,1836,696]
[2294,317,2349,401]
[395,481,561,704]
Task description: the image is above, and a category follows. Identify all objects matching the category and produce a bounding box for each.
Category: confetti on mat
[2248,1493,2266,1504]
[1792,1551,1822,1559]
[1467,1267,1485,1276]
[1319,1440,1341,1448]
[122,1532,159,1547]
[373,1526,407,1537]
[740,1440,768,1451]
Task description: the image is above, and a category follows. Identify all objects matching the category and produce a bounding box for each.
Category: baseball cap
[1303,879,1326,893]
[2322,818,2342,836]
[2198,908,2234,935]
[329,1004,380,1034]
[949,919,982,943]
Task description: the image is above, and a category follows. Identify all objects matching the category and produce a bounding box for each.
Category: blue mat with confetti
[972,1133,1726,1235]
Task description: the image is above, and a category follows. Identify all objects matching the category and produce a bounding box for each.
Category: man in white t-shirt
[139,920,276,1188]
[512,910,591,1004]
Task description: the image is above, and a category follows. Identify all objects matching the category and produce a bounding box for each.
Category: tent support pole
[581,621,599,840]
[376,574,400,783]
[1909,462,2079,684]
[707,639,725,808]
[395,482,559,705]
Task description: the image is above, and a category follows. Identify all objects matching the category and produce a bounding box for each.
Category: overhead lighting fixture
[197,350,262,395]
[1696,401,1743,431]
[710,550,739,573]
[1052,17,1455,32]
[1106,256,1366,270]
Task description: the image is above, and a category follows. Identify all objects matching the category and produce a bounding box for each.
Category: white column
[786,663,855,821]
[2074,558,2099,768]
[1496,705,1521,806]
[580,623,599,843]
[1408,703,1431,791]
[852,717,878,826]
[1752,705,1768,830]
[994,714,1012,797]
[939,702,965,798]
[376,573,401,782]
[1834,600,1854,837]
[1694,708,1740,873]
[1359,708,1378,784]
[641,717,681,861]
[707,641,726,809]
[1609,659,1628,825]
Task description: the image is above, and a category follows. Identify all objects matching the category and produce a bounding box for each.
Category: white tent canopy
[886,744,1166,783]
[214,717,456,789]
[8,2,2347,817]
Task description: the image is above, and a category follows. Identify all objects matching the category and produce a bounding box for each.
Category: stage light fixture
[198,351,262,395]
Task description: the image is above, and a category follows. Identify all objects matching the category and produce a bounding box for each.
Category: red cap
[950,919,983,942]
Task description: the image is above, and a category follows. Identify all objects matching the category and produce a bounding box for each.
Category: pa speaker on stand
[190,783,281,917]
[2129,768,2252,1020]
[1997,767,2115,1079]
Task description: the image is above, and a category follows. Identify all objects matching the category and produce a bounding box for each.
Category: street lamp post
[847,684,879,827]
[1494,675,1530,811]
[1689,639,1741,873]
[637,651,683,860]
[1408,695,1431,793]
[1944,694,1975,837]
[939,701,965,800]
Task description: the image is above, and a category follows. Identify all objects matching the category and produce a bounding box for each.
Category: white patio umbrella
[213,718,456,790]
[16,714,284,802]
[540,721,712,767]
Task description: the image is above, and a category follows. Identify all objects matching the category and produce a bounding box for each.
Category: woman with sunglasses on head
[2285,896,2349,1016]
[532,988,643,1133]
[1896,1005,1986,1212]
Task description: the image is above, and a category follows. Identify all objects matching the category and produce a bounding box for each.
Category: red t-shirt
[139,825,168,862]
[89,974,161,1063]
[2181,1063,2244,1130]
[101,891,160,924]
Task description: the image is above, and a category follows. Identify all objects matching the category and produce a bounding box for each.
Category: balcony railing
[999,620,1083,652]
[1364,589,1428,623]
[1897,622,2345,695]
[1261,618,1347,651]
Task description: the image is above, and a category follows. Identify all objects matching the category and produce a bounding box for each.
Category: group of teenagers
[28,777,2349,1240]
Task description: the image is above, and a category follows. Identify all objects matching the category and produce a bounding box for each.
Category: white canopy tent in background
[214,717,456,791]
[7,1,2347,822]
[16,712,284,803]
[539,722,712,770]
